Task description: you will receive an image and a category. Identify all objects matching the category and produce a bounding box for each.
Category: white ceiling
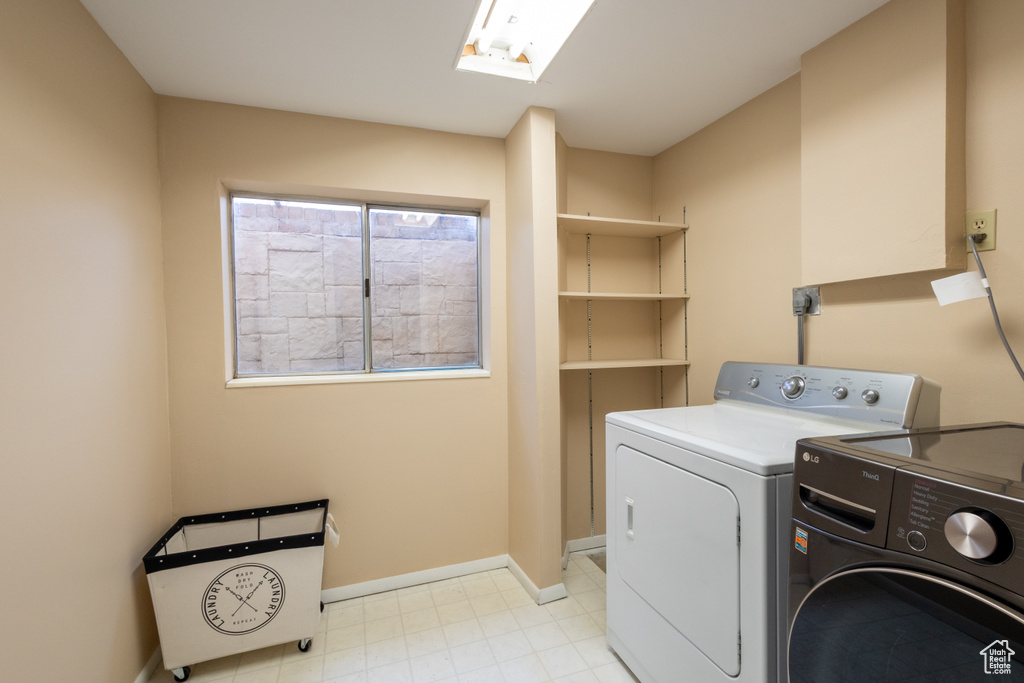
[79,0,889,156]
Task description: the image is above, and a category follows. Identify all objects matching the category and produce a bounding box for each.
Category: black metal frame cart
[143,499,337,682]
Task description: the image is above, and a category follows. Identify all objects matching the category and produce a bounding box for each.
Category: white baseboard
[320,555,509,604]
[561,535,607,569]
[134,646,161,683]
[506,555,567,605]
[321,553,569,607]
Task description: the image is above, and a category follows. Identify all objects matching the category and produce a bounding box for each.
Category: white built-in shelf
[557,213,688,238]
[560,358,690,371]
[559,291,689,301]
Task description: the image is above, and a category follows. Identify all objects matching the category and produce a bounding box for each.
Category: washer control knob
[748,377,759,389]
[832,386,848,400]
[907,530,927,552]
[861,389,880,405]
[945,510,1004,561]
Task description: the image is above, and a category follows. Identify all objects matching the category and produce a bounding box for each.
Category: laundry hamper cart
[143,499,338,682]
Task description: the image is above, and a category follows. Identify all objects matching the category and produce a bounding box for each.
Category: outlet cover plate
[966,209,997,252]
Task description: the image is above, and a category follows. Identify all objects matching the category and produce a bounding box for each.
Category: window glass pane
[368,208,480,370]
[232,196,365,375]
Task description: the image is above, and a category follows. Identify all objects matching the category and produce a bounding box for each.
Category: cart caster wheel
[298,637,312,652]
[172,665,191,682]
[320,600,324,613]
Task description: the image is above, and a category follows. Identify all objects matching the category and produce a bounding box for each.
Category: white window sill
[226,368,490,389]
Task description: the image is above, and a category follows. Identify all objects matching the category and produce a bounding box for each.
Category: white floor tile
[478,610,520,638]
[409,649,456,683]
[458,664,506,683]
[437,599,476,625]
[487,630,533,663]
[365,635,408,669]
[233,667,280,683]
[536,644,588,679]
[470,591,509,617]
[367,660,413,683]
[556,614,602,643]
[364,615,404,644]
[326,623,366,653]
[322,645,367,679]
[523,622,570,652]
[363,595,401,621]
[511,604,555,630]
[449,640,497,674]
[404,606,443,634]
[545,597,585,621]
[399,590,437,614]
[278,656,325,683]
[461,576,500,598]
[443,618,486,647]
[405,627,449,658]
[146,554,628,683]
[499,653,552,683]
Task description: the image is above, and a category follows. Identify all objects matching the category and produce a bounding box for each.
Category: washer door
[789,568,1024,681]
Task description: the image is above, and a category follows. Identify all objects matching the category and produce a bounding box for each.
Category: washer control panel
[713,362,940,429]
[888,470,1023,594]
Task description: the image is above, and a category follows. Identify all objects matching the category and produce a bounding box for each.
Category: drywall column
[505,107,566,601]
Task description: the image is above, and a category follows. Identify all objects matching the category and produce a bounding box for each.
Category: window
[230,194,480,378]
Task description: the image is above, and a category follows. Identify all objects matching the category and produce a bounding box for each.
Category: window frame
[225,190,486,387]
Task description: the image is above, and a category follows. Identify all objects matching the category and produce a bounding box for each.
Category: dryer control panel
[714,362,940,429]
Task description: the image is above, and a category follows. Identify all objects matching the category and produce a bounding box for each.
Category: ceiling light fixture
[456,0,595,83]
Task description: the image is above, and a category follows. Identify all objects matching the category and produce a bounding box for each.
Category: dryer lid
[608,403,873,476]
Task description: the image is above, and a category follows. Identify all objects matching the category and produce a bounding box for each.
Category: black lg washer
[788,422,1024,682]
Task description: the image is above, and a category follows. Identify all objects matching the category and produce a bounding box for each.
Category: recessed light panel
[457,0,595,82]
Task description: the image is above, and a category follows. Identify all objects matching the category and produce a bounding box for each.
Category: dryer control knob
[861,389,880,405]
[781,376,805,399]
[748,377,759,389]
[944,510,1004,561]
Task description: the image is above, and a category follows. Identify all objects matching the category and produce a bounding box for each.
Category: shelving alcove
[557,213,689,547]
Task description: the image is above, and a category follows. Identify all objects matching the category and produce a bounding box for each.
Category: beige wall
[655,0,1024,421]
[157,98,510,589]
[655,75,803,402]
[0,0,171,680]
[505,108,564,591]
[565,148,655,221]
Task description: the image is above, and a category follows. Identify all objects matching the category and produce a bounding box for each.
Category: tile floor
[148,552,637,683]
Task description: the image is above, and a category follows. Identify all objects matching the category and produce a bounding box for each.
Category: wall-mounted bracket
[793,286,821,316]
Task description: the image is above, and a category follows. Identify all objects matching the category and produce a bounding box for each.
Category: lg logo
[802,452,819,464]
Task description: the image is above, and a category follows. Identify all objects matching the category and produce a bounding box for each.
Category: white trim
[320,555,508,604]
[133,646,161,683]
[507,555,567,605]
[227,368,490,389]
[561,535,607,569]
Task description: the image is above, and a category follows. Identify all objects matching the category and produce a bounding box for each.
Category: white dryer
[605,362,941,683]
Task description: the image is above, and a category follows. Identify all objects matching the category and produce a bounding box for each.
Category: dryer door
[789,567,1024,681]
[615,445,741,676]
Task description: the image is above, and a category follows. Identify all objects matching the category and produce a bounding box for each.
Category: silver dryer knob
[748,377,759,389]
[832,386,848,400]
[861,389,880,405]
[781,376,805,399]
[945,511,1000,560]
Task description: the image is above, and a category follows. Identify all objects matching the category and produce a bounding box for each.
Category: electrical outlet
[966,209,997,252]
